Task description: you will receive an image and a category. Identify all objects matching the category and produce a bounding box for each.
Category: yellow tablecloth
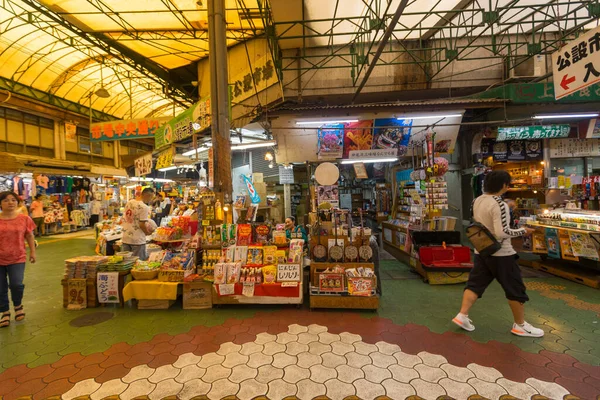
[123,279,180,301]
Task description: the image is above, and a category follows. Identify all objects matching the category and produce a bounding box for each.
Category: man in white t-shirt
[122,188,156,260]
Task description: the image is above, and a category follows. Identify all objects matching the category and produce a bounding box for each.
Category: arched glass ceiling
[0,0,265,120]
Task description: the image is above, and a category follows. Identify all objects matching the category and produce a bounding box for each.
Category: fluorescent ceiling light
[533,113,599,119]
[182,146,211,157]
[154,178,174,183]
[158,166,177,172]
[341,158,398,164]
[296,119,359,126]
[231,141,276,151]
[397,114,462,121]
[129,177,174,183]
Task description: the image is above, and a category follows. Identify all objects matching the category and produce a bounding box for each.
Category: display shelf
[309,262,378,310]
[211,282,303,305]
[309,293,379,310]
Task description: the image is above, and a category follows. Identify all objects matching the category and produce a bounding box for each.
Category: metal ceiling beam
[17,0,194,107]
[352,0,409,102]
[420,0,476,41]
[0,76,117,122]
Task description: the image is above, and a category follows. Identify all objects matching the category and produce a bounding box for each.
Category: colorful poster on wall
[317,124,344,160]
[343,120,374,158]
[372,118,412,156]
[545,228,561,259]
[492,141,508,162]
[134,153,152,176]
[569,232,599,260]
[154,98,211,149]
[525,140,543,160]
[91,117,169,142]
[317,185,339,208]
[65,123,77,143]
[507,140,526,161]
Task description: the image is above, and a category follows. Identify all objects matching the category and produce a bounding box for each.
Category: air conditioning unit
[505,55,547,81]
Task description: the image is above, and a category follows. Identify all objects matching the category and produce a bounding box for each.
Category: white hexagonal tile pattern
[297,351,322,368]
[148,364,180,384]
[178,378,211,400]
[362,364,392,384]
[272,352,298,369]
[267,378,297,399]
[247,352,273,368]
[309,364,337,383]
[175,364,206,384]
[229,364,257,383]
[121,364,155,383]
[389,364,419,383]
[415,363,447,383]
[71,323,571,400]
[287,324,308,335]
[440,363,476,382]
[439,377,477,399]
[239,342,263,356]
[283,364,311,384]
[325,378,356,400]
[207,378,239,400]
[321,351,347,368]
[382,378,416,398]
[526,377,570,399]
[216,342,242,356]
[417,351,448,367]
[467,363,503,382]
[296,378,326,399]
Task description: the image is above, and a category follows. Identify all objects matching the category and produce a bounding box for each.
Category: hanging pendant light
[94,61,110,98]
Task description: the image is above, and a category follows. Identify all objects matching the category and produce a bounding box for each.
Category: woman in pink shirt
[0,191,36,328]
[30,194,45,236]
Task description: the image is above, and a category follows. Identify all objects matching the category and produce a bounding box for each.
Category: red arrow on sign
[560,74,576,90]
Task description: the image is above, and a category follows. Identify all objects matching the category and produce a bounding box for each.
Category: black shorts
[465,254,529,303]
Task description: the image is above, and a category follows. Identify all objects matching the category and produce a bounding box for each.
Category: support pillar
[208,0,232,195]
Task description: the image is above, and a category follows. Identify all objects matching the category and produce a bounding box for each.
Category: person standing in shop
[122,188,156,260]
[89,197,103,227]
[0,191,36,328]
[284,216,308,243]
[452,170,543,337]
[30,194,44,237]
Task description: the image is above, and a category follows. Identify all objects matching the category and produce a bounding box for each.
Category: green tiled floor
[1,235,599,374]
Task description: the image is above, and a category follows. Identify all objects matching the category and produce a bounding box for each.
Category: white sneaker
[511,321,545,337]
[452,313,475,332]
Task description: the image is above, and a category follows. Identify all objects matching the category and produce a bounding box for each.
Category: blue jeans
[0,263,26,313]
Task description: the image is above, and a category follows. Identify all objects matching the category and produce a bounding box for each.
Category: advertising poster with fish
[372,118,412,156]
[569,232,599,260]
[343,120,373,158]
[317,124,344,160]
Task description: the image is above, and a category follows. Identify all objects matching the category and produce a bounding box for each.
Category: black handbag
[466,221,501,257]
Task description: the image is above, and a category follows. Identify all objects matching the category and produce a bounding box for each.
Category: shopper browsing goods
[30,194,44,236]
[122,188,156,261]
[0,191,36,328]
[453,171,544,337]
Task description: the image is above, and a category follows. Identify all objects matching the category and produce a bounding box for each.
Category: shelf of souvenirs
[526,208,600,233]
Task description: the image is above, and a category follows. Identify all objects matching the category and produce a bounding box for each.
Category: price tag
[281,282,298,288]
[242,283,255,297]
[202,220,210,226]
[218,283,235,296]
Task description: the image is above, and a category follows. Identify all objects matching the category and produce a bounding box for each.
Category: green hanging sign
[154,97,211,149]
[497,125,571,141]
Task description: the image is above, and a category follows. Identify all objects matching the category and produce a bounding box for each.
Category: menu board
[550,139,600,157]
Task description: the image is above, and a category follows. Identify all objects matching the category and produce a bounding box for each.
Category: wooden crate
[530,261,600,289]
[137,299,175,309]
[310,262,374,287]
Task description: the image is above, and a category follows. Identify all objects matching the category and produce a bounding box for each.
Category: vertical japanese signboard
[97,272,120,303]
[134,153,153,176]
[553,25,600,99]
[208,147,214,188]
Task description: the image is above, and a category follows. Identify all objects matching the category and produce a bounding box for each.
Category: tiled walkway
[0,234,599,399]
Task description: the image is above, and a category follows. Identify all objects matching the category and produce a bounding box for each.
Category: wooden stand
[309,262,379,310]
[529,260,600,289]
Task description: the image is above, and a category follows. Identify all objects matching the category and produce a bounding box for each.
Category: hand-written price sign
[276,264,301,282]
[134,153,152,176]
[97,272,120,303]
[553,25,600,99]
[155,146,174,170]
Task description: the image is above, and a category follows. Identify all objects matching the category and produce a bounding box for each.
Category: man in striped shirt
[453,171,544,338]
